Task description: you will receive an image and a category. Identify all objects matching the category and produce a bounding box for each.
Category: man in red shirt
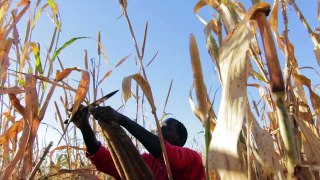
[73,105,205,179]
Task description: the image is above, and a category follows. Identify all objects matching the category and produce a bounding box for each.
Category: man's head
[161,118,188,147]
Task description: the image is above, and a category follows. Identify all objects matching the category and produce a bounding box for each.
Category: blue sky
[28,0,319,149]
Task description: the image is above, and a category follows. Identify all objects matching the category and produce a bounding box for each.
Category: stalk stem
[254,10,299,178]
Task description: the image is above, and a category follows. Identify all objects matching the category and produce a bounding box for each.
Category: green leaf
[51,37,88,62]
[31,43,43,75]
[48,0,58,16]
[32,4,49,29]
[251,70,267,83]
[56,153,68,167]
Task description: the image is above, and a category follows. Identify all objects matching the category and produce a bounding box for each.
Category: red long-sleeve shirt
[86,141,205,180]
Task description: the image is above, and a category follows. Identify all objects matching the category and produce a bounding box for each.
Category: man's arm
[71,106,100,154]
[120,116,162,157]
[90,106,162,157]
[72,105,121,179]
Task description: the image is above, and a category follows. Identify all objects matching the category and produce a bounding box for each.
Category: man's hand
[90,106,125,125]
[70,104,90,129]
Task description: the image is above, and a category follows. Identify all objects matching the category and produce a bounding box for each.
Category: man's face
[161,119,179,145]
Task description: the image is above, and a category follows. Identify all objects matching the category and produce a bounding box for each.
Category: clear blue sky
[28,0,319,149]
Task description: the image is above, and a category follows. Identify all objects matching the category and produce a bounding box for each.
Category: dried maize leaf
[208,20,252,180]
[0,87,24,95]
[219,3,237,33]
[8,93,25,115]
[115,55,130,68]
[17,0,30,7]
[294,115,320,164]
[0,38,13,85]
[98,70,112,86]
[194,0,207,14]
[49,146,86,161]
[55,67,80,81]
[269,0,279,33]
[314,45,320,65]
[122,73,156,112]
[292,73,320,123]
[249,108,284,179]
[70,70,90,117]
[189,85,202,122]
[0,119,24,144]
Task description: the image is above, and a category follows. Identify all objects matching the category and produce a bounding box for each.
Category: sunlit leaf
[0,38,13,84]
[190,34,208,124]
[314,45,320,65]
[54,67,80,81]
[292,73,320,122]
[56,154,68,167]
[219,3,237,33]
[208,8,254,179]
[189,86,202,121]
[70,70,90,117]
[0,120,24,144]
[194,0,207,14]
[30,42,43,75]
[122,74,156,112]
[17,0,29,7]
[51,37,88,62]
[294,114,320,164]
[98,70,112,86]
[115,55,130,68]
[249,108,285,179]
[269,0,279,33]
[48,0,58,16]
[32,4,49,29]
[251,71,267,83]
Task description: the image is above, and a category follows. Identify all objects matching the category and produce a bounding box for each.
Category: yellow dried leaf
[269,0,279,33]
[3,111,15,122]
[0,120,24,144]
[194,0,207,14]
[70,70,90,117]
[17,0,30,7]
[208,20,219,35]
[55,67,80,81]
[122,74,156,113]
